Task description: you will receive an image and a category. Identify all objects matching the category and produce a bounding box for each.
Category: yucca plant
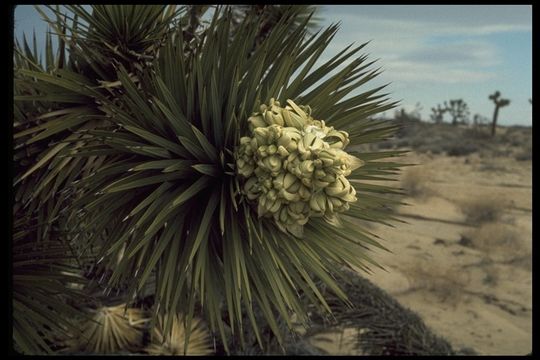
[64,304,148,354]
[13,5,405,354]
[145,313,213,355]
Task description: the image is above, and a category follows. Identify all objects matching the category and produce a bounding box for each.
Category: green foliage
[13,5,404,354]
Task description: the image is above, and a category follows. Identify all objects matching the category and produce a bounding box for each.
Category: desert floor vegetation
[400,262,470,305]
[459,195,510,224]
[461,223,531,263]
[360,128,531,355]
[400,166,435,199]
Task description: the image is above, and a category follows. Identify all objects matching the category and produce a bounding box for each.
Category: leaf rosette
[13,5,405,354]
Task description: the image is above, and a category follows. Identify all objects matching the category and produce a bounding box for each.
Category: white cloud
[315,7,531,87]
[384,60,496,84]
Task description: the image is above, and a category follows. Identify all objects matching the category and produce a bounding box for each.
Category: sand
[309,150,532,355]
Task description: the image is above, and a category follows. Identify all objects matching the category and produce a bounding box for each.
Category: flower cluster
[236,98,364,236]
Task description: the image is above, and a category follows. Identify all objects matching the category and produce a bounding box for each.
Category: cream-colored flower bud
[301,177,312,187]
[322,173,337,183]
[288,201,304,214]
[286,178,301,193]
[302,132,316,148]
[272,173,285,190]
[253,167,266,178]
[248,114,267,130]
[237,158,246,168]
[240,136,252,145]
[312,179,330,189]
[299,160,314,174]
[264,111,276,126]
[266,189,277,201]
[329,197,344,208]
[267,198,281,213]
[254,128,269,145]
[324,175,349,197]
[280,188,300,202]
[277,145,289,157]
[262,155,282,173]
[279,207,288,222]
[282,108,304,129]
[298,185,311,200]
[283,173,297,189]
[339,188,357,203]
[244,177,260,199]
[309,192,326,213]
[273,112,285,126]
[257,145,268,158]
[314,169,326,179]
[267,144,277,155]
[262,178,272,190]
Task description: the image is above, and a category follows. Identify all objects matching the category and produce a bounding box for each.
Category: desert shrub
[464,127,491,140]
[515,146,532,161]
[400,167,432,198]
[460,196,509,224]
[401,262,470,304]
[478,163,507,172]
[445,142,480,156]
[462,223,530,263]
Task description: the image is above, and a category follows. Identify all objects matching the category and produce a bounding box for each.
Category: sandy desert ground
[307,138,532,355]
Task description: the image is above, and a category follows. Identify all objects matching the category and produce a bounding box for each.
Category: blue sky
[317,5,532,125]
[14,5,532,126]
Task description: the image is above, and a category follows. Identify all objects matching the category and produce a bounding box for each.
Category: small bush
[462,223,530,263]
[464,128,491,140]
[400,167,432,198]
[402,262,470,304]
[445,142,480,156]
[515,147,532,161]
[460,195,509,224]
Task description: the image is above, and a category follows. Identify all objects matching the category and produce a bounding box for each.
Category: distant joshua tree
[488,91,510,137]
[444,99,470,126]
[430,104,446,124]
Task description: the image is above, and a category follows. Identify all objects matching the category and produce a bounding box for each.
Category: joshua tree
[443,99,470,126]
[488,91,510,136]
[13,5,404,355]
[430,104,447,124]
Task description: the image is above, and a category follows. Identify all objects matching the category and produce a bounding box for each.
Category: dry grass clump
[400,167,433,198]
[462,223,530,263]
[401,262,470,304]
[460,195,510,224]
